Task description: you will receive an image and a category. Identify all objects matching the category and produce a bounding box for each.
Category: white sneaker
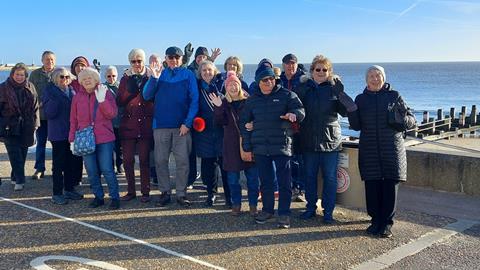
[14,184,24,191]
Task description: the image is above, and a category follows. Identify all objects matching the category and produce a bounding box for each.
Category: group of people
[0,45,416,238]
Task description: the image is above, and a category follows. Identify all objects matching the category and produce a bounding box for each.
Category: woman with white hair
[347,65,416,238]
[43,67,84,204]
[294,55,355,224]
[117,49,154,203]
[69,67,120,209]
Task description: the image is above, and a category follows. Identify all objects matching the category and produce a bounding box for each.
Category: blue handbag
[73,100,98,156]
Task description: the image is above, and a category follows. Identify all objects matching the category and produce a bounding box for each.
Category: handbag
[387,96,410,132]
[231,107,254,162]
[0,116,23,138]
[73,100,98,156]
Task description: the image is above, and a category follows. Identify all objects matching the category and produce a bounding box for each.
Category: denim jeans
[304,151,339,218]
[34,120,48,172]
[255,155,292,216]
[5,138,28,184]
[227,166,259,207]
[83,141,119,200]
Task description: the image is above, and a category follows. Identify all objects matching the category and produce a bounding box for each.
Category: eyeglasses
[167,55,181,60]
[107,75,116,78]
[260,77,275,83]
[130,60,142,64]
[59,75,70,79]
[314,68,329,73]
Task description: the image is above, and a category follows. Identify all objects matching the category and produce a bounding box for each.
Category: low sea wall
[406,148,480,196]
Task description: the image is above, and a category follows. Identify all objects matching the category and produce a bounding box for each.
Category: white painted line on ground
[31,255,127,270]
[0,196,226,270]
[352,219,478,270]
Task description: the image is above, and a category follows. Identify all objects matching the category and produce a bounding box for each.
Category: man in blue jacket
[143,46,199,207]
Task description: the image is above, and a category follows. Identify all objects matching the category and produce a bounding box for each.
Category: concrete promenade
[0,142,479,270]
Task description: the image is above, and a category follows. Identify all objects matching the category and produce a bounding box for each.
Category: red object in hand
[193,117,206,132]
[291,122,300,133]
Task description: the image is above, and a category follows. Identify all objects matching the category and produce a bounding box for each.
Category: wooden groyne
[407,105,480,140]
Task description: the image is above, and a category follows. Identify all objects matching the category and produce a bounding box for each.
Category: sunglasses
[260,77,275,83]
[315,68,329,73]
[130,60,142,64]
[59,75,70,79]
[107,75,116,78]
[167,55,181,60]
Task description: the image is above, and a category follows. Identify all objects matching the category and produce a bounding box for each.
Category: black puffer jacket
[348,83,416,182]
[240,84,305,156]
[294,77,347,152]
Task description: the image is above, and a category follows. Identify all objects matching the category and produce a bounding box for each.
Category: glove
[70,143,75,153]
[338,92,358,112]
[95,84,107,103]
[332,78,344,97]
[184,42,194,58]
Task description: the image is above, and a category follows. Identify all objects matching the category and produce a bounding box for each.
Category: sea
[2,62,479,136]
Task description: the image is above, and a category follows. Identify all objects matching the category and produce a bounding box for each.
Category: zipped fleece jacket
[143,67,198,129]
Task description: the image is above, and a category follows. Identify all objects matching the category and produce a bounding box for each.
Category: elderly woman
[117,49,154,203]
[221,56,249,92]
[69,67,120,209]
[210,71,259,216]
[347,65,416,238]
[240,64,305,228]
[194,60,231,207]
[104,65,124,175]
[43,67,84,204]
[0,63,39,191]
[294,55,354,224]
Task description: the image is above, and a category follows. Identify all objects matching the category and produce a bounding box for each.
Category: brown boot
[231,206,241,216]
[249,205,258,217]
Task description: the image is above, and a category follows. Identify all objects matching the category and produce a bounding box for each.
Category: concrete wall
[406,148,480,196]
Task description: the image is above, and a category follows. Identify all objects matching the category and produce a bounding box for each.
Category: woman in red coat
[117,49,154,203]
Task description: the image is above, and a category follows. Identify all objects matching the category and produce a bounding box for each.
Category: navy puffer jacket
[240,83,305,157]
[348,83,416,181]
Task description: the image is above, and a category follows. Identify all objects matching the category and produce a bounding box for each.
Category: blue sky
[2,0,479,65]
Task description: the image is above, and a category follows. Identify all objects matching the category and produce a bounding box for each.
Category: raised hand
[149,61,163,79]
[245,121,253,131]
[332,77,344,96]
[208,92,222,107]
[210,48,222,62]
[95,84,108,103]
[184,43,194,58]
[280,113,297,123]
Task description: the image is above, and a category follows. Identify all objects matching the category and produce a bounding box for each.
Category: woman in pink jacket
[69,67,120,209]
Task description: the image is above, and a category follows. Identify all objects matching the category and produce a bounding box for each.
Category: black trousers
[364,180,400,228]
[4,138,28,184]
[51,140,81,195]
[201,157,230,202]
[113,128,123,170]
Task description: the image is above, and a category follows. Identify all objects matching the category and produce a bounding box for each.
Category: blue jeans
[227,166,259,207]
[83,142,119,200]
[255,155,292,216]
[304,151,339,218]
[34,120,48,172]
